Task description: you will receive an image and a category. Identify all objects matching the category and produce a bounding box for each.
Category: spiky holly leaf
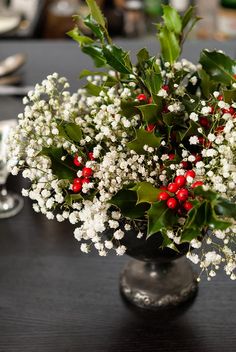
[162,5,182,35]
[41,147,76,181]
[131,182,160,204]
[147,201,178,237]
[136,104,159,123]
[109,189,150,219]
[127,128,162,154]
[200,50,236,85]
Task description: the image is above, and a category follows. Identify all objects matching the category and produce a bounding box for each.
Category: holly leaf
[198,69,218,99]
[83,14,105,41]
[223,89,236,104]
[127,128,162,154]
[65,193,83,206]
[136,104,159,123]
[193,186,217,202]
[86,0,106,28]
[181,227,200,243]
[82,45,106,67]
[102,45,132,74]
[67,28,94,45]
[214,197,236,220]
[131,182,160,204]
[109,189,150,219]
[147,201,178,237]
[84,82,103,96]
[162,5,182,35]
[157,26,180,64]
[41,147,76,181]
[58,123,82,143]
[121,100,139,118]
[207,205,232,230]
[199,50,236,85]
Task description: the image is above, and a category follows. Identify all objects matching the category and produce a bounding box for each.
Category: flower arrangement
[8,1,236,280]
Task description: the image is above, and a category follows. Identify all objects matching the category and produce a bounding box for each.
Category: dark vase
[110,221,198,310]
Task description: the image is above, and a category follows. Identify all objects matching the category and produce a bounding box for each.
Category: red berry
[183,201,193,212]
[199,116,210,128]
[174,175,186,188]
[194,154,202,163]
[167,183,179,193]
[222,107,235,115]
[72,182,82,193]
[146,124,156,132]
[208,105,214,114]
[160,185,167,190]
[215,125,224,134]
[185,170,196,179]
[181,161,189,169]
[73,177,82,184]
[73,155,82,167]
[176,188,189,201]
[162,85,169,91]
[167,198,177,209]
[82,167,93,178]
[88,152,94,160]
[162,105,169,113]
[158,191,170,201]
[148,97,153,104]
[168,153,175,160]
[217,95,223,101]
[191,181,203,189]
[137,93,147,102]
[81,178,90,185]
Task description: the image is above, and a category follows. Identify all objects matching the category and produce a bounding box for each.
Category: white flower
[189,112,198,121]
[116,245,126,255]
[189,136,199,145]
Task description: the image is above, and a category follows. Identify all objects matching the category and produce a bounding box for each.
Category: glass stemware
[0,119,23,218]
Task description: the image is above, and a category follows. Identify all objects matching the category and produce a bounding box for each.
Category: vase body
[114,221,198,310]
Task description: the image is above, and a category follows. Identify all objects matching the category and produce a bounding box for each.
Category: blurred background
[0,0,236,40]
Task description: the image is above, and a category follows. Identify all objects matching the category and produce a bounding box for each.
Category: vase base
[120,257,198,310]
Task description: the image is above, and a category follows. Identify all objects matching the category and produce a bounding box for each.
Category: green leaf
[67,28,94,45]
[199,50,236,85]
[109,189,149,219]
[82,45,106,67]
[158,26,180,64]
[144,70,162,95]
[179,120,198,141]
[162,5,182,35]
[80,69,109,78]
[131,182,160,204]
[193,186,217,202]
[137,48,150,64]
[147,201,177,237]
[41,147,76,181]
[223,89,236,104]
[58,123,82,143]
[84,82,102,96]
[163,112,183,126]
[127,128,162,154]
[207,205,232,230]
[64,123,82,142]
[86,0,106,28]
[182,6,194,30]
[102,45,132,74]
[215,197,236,220]
[65,193,83,206]
[136,104,159,123]
[181,227,200,242]
[121,100,139,118]
[84,15,105,41]
[198,69,218,99]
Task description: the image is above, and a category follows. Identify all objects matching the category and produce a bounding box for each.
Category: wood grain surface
[0,40,235,352]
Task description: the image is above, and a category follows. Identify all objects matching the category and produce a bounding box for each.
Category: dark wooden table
[0,40,236,352]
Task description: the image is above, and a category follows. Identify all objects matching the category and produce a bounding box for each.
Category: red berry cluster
[72,153,94,193]
[158,170,203,213]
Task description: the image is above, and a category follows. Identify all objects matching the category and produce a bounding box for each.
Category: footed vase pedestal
[120,257,198,310]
